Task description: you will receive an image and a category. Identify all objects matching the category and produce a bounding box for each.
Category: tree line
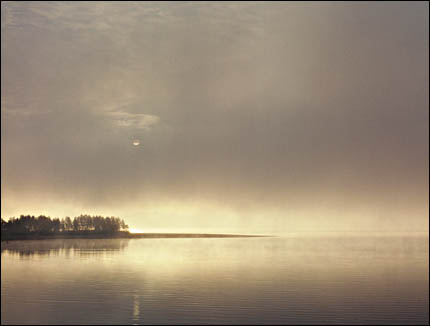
[1,214,129,235]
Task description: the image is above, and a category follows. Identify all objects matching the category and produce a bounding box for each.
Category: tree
[64,217,73,231]
[1,214,131,238]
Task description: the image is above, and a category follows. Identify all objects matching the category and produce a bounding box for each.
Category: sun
[132,139,140,146]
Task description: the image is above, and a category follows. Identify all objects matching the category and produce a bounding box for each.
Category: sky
[1,1,428,234]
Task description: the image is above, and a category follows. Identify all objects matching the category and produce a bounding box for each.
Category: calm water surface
[1,235,429,325]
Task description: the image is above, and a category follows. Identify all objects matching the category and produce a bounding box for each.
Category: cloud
[107,111,160,129]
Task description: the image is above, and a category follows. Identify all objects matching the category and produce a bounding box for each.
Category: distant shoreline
[129,233,269,239]
[1,232,269,241]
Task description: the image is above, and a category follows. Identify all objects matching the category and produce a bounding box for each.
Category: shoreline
[129,233,270,239]
[1,232,270,242]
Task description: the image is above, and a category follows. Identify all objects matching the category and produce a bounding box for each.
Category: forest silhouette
[1,215,129,241]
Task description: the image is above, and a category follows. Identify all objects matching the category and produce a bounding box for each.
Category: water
[1,235,429,325]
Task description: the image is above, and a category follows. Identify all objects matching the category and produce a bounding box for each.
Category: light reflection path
[133,294,141,325]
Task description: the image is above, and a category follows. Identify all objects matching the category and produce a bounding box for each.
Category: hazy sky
[1,2,428,234]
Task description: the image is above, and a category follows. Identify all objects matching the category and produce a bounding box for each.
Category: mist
[1,2,428,234]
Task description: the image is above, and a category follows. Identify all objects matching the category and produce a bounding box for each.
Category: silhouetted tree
[1,214,129,238]
[64,216,73,231]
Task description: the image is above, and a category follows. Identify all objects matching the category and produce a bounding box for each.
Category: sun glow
[129,228,144,234]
